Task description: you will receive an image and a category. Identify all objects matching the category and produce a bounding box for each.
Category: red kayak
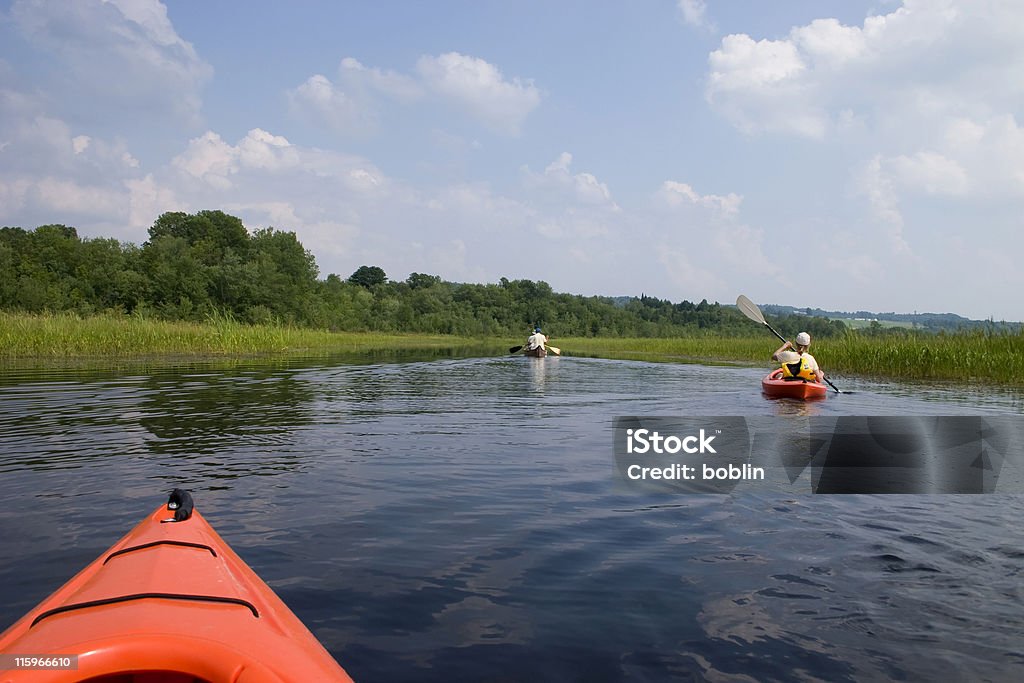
[0,490,353,682]
[761,368,828,400]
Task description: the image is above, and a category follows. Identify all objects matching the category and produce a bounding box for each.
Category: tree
[348,265,387,288]
[148,210,250,265]
[407,272,441,289]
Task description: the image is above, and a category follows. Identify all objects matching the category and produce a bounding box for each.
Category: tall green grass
[4,313,1022,385]
[560,330,1024,385]
[0,312,487,359]
[821,330,1024,384]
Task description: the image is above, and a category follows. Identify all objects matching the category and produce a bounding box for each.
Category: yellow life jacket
[780,353,817,381]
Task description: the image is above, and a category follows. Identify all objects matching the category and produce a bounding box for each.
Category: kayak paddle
[736,294,844,394]
[509,345,524,354]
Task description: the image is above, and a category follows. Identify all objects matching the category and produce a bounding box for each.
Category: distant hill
[760,305,1021,333]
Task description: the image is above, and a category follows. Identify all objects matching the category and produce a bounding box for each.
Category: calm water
[1,354,1023,682]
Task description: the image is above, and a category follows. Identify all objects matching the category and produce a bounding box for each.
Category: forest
[1,210,848,340]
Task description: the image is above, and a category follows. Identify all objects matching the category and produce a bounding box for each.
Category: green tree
[348,265,387,289]
[407,272,442,289]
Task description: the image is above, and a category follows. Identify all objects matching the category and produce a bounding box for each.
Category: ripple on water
[0,356,1022,682]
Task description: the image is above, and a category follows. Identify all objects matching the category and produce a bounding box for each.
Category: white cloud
[658,181,741,217]
[126,173,182,230]
[705,2,1024,141]
[678,0,713,30]
[339,57,422,102]
[703,0,1024,316]
[790,18,867,68]
[855,155,913,256]
[172,131,238,188]
[525,153,619,210]
[289,52,538,137]
[172,128,304,189]
[10,0,212,122]
[888,151,968,196]
[237,129,300,171]
[707,33,827,138]
[652,180,781,290]
[287,73,379,136]
[416,52,541,134]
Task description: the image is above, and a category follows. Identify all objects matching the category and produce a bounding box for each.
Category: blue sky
[2,0,1022,321]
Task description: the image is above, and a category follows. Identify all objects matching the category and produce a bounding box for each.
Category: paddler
[525,326,548,352]
[772,331,824,383]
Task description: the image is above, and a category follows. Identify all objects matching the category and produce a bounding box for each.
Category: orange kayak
[0,491,353,683]
[761,368,828,400]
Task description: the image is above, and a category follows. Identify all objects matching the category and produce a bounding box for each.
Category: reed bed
[0,312,482,359]
[4,313,1022,386]
[559,331,1024,385]
[821,331,1024,384]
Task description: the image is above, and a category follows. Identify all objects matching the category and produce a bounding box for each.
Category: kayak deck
[761,368,828,400]
[0,492,353,682]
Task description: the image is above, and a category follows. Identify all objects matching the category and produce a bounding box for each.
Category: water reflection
[1,354,1023,682]
[765,396,828,417]
[528,356,548,394]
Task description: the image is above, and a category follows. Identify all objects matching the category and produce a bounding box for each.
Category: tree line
[1,210,848,339]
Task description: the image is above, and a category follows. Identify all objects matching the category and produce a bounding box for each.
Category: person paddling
[526,326,548,353]
[772,332,823,383]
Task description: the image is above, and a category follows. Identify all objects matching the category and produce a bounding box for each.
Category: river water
[1,354,1022,682]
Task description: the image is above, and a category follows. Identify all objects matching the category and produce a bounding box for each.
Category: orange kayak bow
[0,490,353,682]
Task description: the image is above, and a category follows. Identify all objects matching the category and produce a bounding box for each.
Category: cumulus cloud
[338,57,422,102]
[516,153,623,244]
[9,0,212,123]
[288,74,368,135]
[289,52,538,136]
[703,0,1024,313]
[416,52,540,134]
[523,153,619,210]
[172,129,305,189]
[658,181,741,217]
[706,2,1024,141]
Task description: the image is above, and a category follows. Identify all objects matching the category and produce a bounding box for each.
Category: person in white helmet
[771,331,823,383]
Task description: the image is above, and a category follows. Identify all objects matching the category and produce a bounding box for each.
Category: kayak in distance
[523,346,547,358]
[0,490,354,683]
[761,368,828,400]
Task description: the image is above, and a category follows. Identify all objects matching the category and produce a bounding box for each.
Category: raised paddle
[736,295,844,394]
[509,345,524,354]
[546,344,561,355]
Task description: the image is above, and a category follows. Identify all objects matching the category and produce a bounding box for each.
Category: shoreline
[2,312,1022,386]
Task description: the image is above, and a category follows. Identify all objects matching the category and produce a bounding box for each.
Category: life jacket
[780,353,817,381]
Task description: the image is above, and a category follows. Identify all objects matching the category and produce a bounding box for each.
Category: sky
[1,0,1023,321]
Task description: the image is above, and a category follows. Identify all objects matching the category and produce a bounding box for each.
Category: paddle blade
[547,345,561,355]
[509,345,523,354]
[736,295,766,324]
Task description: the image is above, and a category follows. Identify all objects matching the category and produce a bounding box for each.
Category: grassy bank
[559,331,1024,385]
[0,312,488,359]
[4,313,1022,386]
